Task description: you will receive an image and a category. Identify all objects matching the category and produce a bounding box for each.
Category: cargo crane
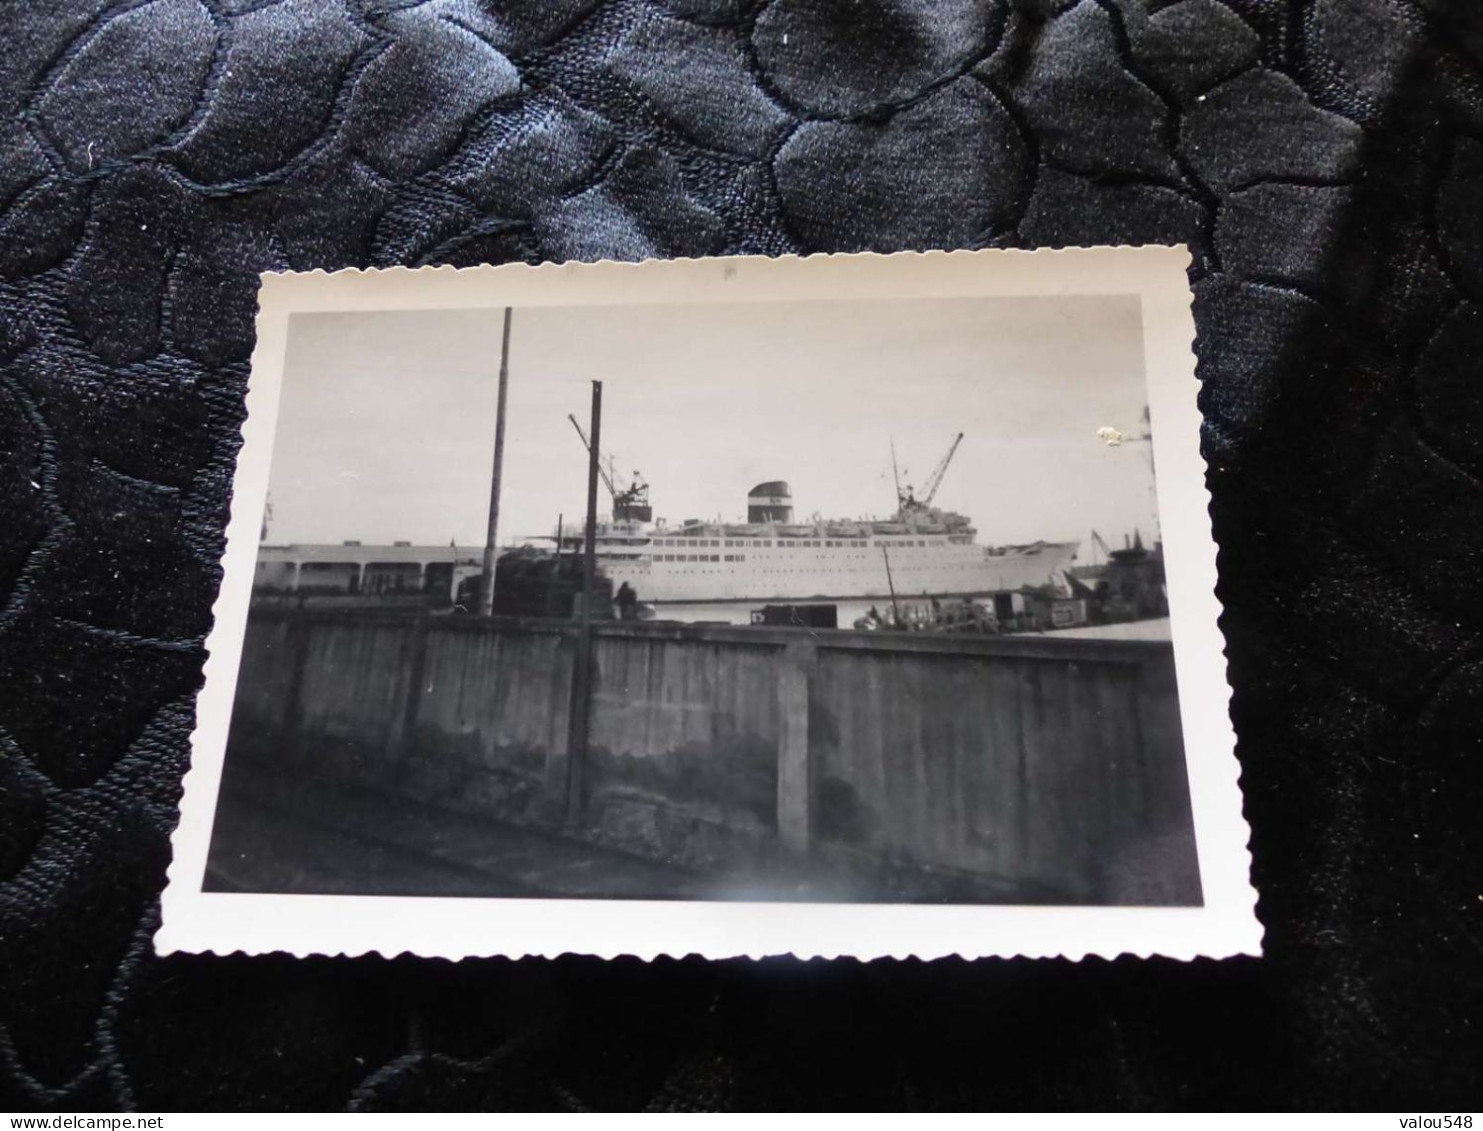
[920,431,964,506]
[1090,529,1114,568]
[897,432,964,513]
[568,414,651,522]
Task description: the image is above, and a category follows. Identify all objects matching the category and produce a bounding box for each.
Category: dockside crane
[568,413,650,522]
[569,413,619,503]
[1090,529,1113,567]
[898,432,965,511]
[919,431,964,506]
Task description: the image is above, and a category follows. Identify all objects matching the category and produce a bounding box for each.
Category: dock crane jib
[568,414,615,497]
[897,432,965,513]
[568,414,651,523]
[921,431,964,506]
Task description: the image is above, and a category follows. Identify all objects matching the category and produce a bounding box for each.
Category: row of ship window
[646,545,931,554]
[643,556,969,570]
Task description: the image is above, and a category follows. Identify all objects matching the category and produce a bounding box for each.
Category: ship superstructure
[553,433,1078,604]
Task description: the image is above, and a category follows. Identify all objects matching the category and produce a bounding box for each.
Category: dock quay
[209,606,1202,906]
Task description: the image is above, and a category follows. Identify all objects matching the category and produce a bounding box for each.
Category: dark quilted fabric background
[2,0,1482,1111]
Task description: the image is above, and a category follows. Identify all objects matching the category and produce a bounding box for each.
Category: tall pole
[480,306,513,616]
[890,439,902,510]
[1139,405,1160,545]
[582,382,602,619]
[881,544,900,628]
[567,380,602,825]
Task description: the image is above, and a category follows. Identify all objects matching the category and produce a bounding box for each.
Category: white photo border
[158,247,1261,961]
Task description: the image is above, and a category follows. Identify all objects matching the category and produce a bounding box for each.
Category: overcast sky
[267,295,1158,550]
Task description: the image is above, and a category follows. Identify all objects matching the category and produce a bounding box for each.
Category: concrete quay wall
[222,608,1202,904]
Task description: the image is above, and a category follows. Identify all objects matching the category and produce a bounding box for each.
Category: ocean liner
[555,431,1078,605]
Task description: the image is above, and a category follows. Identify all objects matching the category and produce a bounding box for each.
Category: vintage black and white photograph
[160,249,1256,960]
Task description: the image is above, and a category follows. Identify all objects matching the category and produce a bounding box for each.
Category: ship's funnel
[748,481,793,523]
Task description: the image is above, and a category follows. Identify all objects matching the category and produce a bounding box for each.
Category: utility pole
[581,382,602,622]
[1123,404,1160,545]
[480,306,513,615]
[567,380,602,825]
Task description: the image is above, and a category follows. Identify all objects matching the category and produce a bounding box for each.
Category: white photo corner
[158,247,1260,961]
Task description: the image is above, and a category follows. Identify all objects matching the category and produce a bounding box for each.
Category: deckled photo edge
[157,247,1261,962]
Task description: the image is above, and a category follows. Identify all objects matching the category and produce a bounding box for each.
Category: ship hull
[597,539,1079,604]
